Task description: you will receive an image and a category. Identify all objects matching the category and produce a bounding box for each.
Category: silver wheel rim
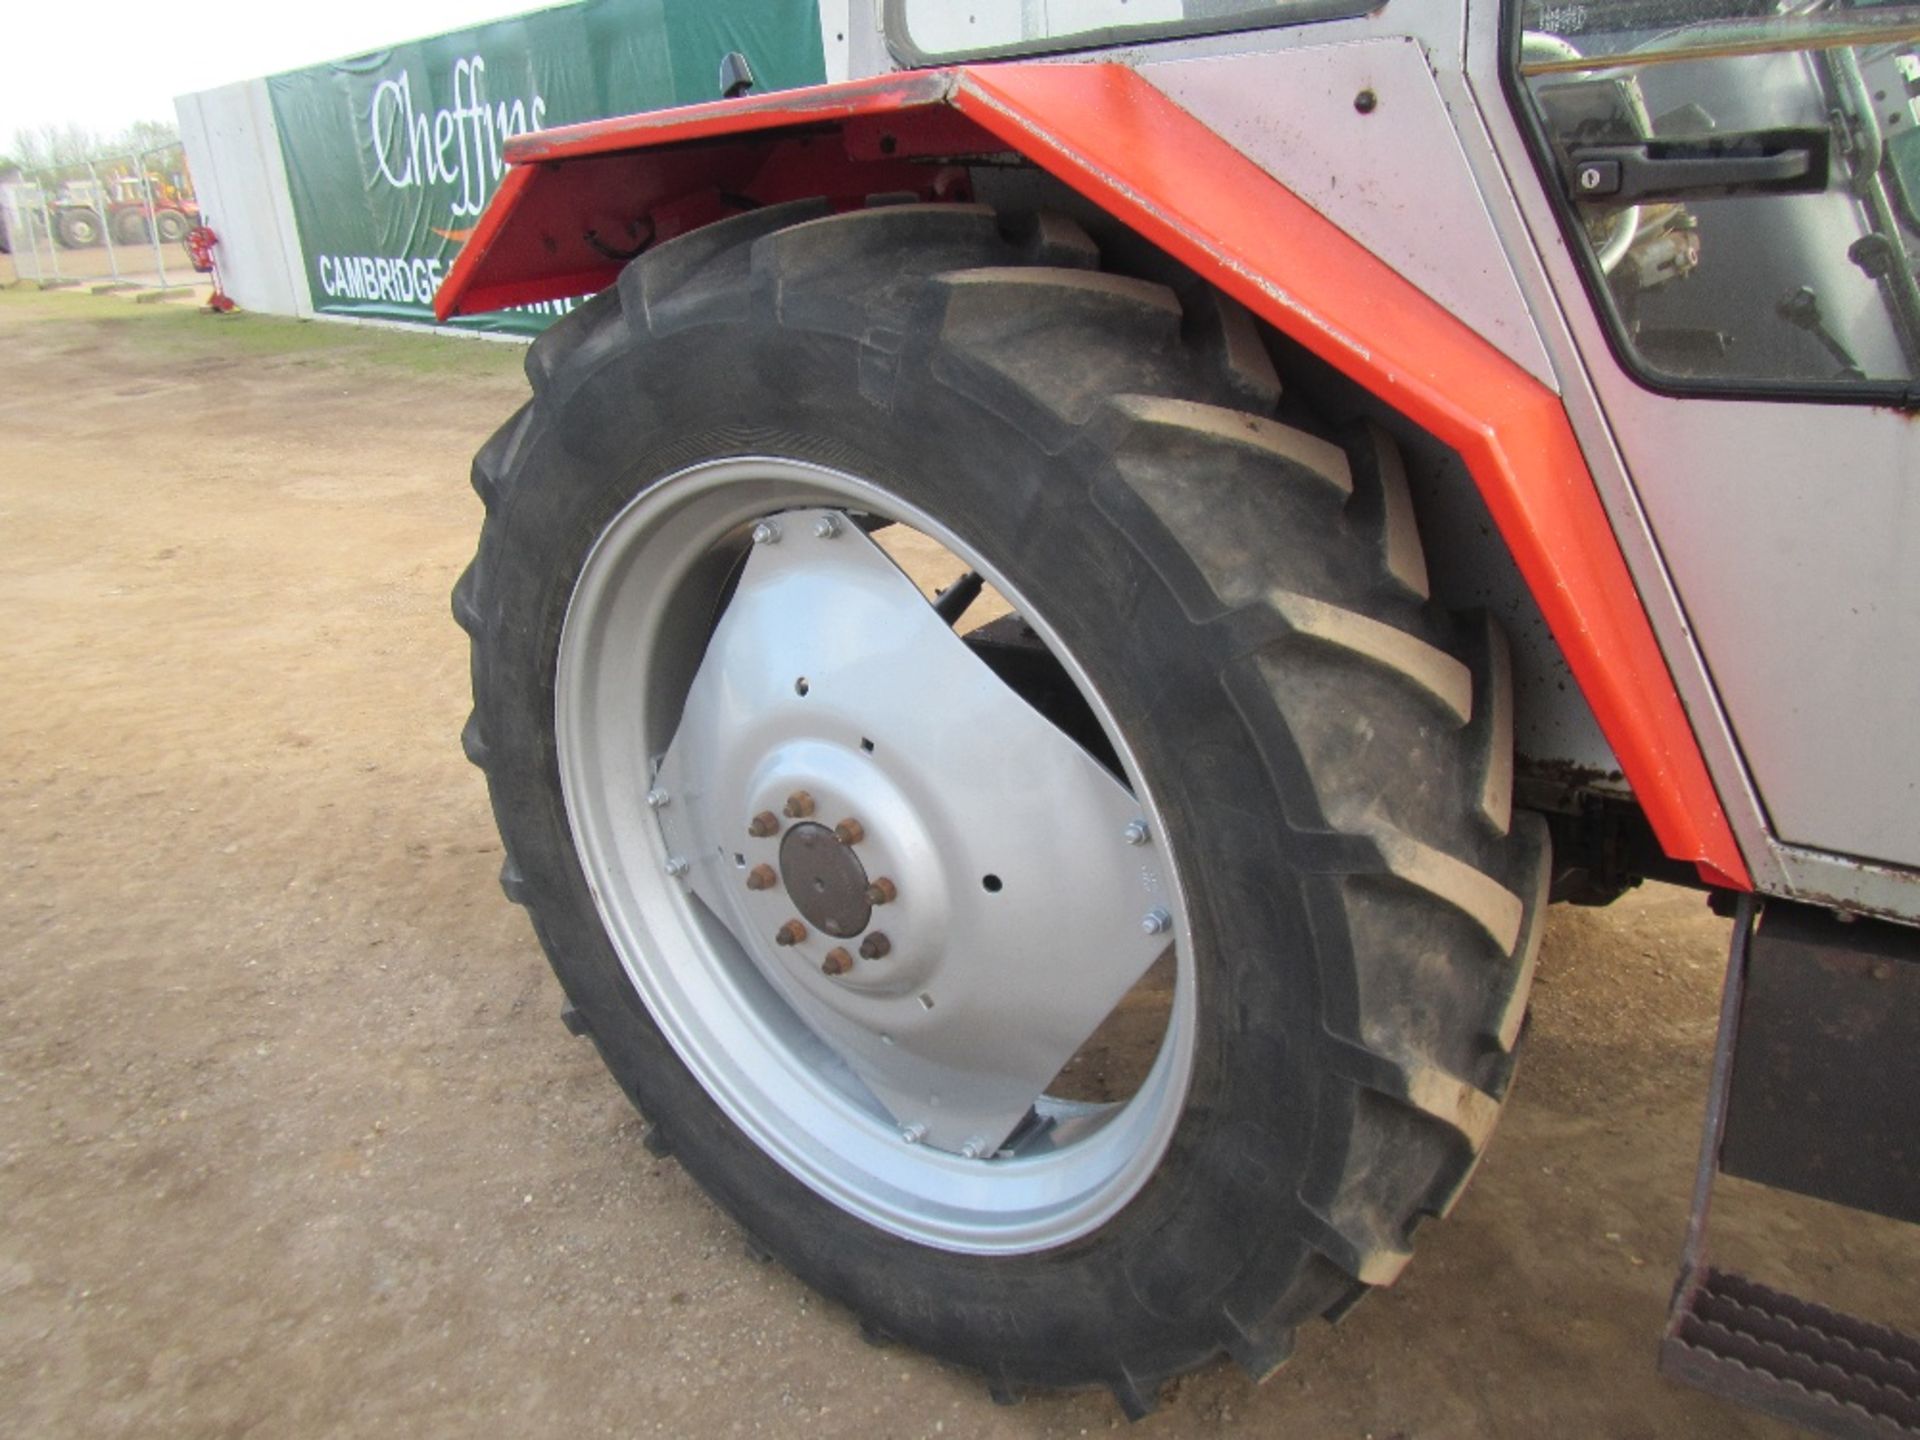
[555,457,1196,1254]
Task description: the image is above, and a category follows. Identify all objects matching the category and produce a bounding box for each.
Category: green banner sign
[267,0,826,334]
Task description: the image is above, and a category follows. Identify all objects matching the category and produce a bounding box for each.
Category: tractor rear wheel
[53,207,102,249]
[112,207,152,246]
[455,201,1549,1413]
[154,208,191,244]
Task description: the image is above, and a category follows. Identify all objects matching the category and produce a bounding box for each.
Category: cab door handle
[1565,128,1830,204]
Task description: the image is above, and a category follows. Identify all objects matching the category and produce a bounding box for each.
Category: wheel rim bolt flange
[865,876,897,906]
[775,919,807,947]
[783,790,815,819]
[745,864,778,892]
[821,947,853,976]
[664,856,690,878]
[834,817,865,845]
[748,811,780,838]
[646,788,670,810]
[1122,819,1149,846]
[859,932,891,960]
[1140,907,1171,937]
[751,520,780,545]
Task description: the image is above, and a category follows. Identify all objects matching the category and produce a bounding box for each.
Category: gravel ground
[2,287,1914,1439]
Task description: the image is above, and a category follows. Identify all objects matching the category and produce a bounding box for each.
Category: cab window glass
[892,0,1331,61]
[1513,0,1920,388]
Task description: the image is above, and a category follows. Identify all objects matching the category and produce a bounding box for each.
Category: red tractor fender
[438,63,1750,891]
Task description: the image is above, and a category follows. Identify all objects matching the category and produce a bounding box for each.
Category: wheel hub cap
[652,509,1172,1158]
[778,822,872,937]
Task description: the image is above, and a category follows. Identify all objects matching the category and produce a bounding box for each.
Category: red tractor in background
[51,172,198,249]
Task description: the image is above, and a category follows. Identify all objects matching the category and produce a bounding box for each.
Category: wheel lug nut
[664,856,690,878]
[960,1137,988,1160]
[746,864,777,891]
[748,811,780,838]
[751,520,781,545]
[900,1122,927,1145]
[646,788,670,810]
[834,817,865,845]
[859,932,892,960]
[822,947,853,976]
[775,919,807,947]
[1122,819,1149,846]
[865,876,897,906]
[813,514,842,539]
[783,790,815,819]
[1140,907,1171,937]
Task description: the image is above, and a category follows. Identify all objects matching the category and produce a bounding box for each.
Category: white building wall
[174,81,313,319]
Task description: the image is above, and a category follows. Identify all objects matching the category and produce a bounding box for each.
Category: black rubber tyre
[154,208,192,245]
[112,207,152,246]
[456,201,1550,1415]
[53,207,102,249]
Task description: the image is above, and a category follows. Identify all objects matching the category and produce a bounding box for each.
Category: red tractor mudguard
[437,63,1750,891]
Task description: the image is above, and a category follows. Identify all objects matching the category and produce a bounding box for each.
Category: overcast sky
[3,0,572,150]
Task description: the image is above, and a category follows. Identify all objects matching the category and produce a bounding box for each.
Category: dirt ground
[3,288,1915,1439]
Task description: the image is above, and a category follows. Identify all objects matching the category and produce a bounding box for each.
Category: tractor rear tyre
[53,207,102,249]
[456,201,1550,1414]
[112,207,152,246]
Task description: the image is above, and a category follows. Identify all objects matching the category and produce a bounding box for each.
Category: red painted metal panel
[436,74,974,322]
[431,63,1751,889]
[505,71,955,164]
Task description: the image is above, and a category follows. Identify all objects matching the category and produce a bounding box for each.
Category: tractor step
[1661,1267,1920,1438]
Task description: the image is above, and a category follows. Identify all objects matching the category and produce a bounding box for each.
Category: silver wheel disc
[556,458,1196,1254]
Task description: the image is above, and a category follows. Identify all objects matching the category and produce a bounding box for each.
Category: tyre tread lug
[459,709,488,767]
[1220,1307,1297,1382]
[1461,610,1516,837]
[1108,1369,1161,1423]
[623,196,834,337]
[1352,423,1431,602]
[451,560,481,636]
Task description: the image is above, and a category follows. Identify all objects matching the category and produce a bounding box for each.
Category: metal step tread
[1661,1268,1920,1439]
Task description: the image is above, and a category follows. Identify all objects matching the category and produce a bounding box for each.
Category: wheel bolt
[822,947,853,976]
[813,514,842,539]
[646,788,670,810]
[751,520,780,545]
[664,856,690,877]
[900,1122,927,1145]
[775,919,807,947]
[834,817,865,845]
[746,863,777,891]
[960,1137,988,1160]
[1122,819,1149,846]
[783,790,816,819]
[1140,907,1171,937]
[859,932,892,960]
[748,811,780,838]
[865,876,897,906]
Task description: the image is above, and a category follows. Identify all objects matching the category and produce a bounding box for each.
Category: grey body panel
[1594,394,1918,866]
[1142,40,1558,388]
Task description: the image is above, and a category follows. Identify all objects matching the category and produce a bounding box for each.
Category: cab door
[1507,0,1920,879]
